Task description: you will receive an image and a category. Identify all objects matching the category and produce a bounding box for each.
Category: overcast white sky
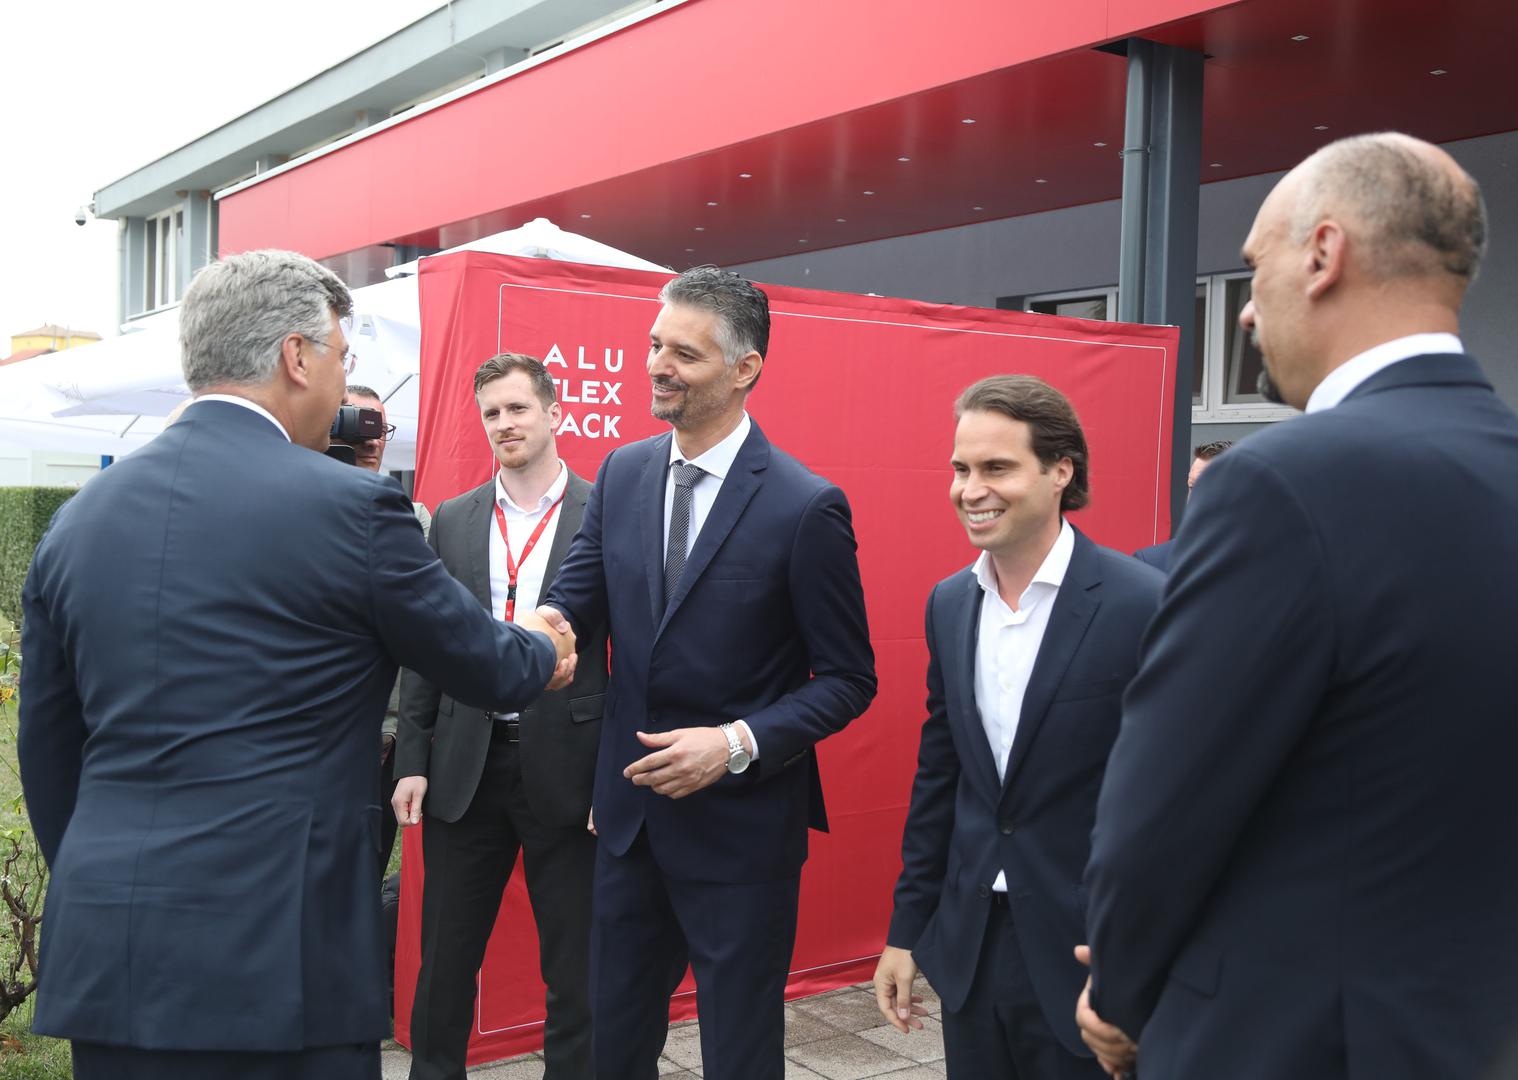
[0,0,443,347]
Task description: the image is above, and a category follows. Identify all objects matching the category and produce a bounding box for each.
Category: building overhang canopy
[216,0,1518,270]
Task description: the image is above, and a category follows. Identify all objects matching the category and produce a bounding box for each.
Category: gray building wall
[730,129,1518,440]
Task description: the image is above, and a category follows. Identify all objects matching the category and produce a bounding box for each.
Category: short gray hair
[180,250,353,392]
[658,266,770,368]
[1293,133,1487,282]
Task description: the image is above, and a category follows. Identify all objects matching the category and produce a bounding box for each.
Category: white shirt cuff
[735,719,758,761]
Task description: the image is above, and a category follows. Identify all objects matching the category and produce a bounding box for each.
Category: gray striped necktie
[664,461,706,609]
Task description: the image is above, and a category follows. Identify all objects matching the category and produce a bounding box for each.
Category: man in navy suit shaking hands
[874,376,1161,1078]
[1082,133,1518,1078]
[540,266,877,1080]
[18,250,576,1080]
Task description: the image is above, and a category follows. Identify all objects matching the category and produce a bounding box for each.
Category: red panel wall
[394,253,1177,1062]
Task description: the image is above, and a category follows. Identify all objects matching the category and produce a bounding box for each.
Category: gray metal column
[1116,38,1204,530]
[181,192,214,296]
[120,217,148,322]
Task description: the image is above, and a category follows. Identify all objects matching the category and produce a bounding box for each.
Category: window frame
[1193,270,1295,423]
[1023,274,1295,425]
[143,204,185,313]
[1023,285,1119,323]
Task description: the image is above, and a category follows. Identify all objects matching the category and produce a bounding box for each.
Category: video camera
[325,405,385,465]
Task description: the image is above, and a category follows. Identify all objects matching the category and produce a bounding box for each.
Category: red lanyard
[493,491,565,622]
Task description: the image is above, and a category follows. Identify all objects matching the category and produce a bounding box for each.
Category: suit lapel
[948,572,1004,800]
[655,424,768,639]
[463,480,495,610]
[541,470,587,585]
[640,434,674,628]
[1002,530,1101,792]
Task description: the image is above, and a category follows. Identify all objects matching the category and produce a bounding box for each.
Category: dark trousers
[408,730,596,1080]
[590,829,802,1080]
[940,900,1106,1080]
[72,1040,379,1080]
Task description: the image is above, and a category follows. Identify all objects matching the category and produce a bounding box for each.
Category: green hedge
[0,488,76,627]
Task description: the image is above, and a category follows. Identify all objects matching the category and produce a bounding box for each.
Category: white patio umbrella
[385,216,669,278]
[0,221,665,465]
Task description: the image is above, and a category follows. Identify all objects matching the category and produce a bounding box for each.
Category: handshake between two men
[390,605,577,827]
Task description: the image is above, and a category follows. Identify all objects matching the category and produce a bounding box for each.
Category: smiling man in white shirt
[875,374,1162,1080]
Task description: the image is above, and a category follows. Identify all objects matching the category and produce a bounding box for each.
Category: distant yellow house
[6,324,101,362]
[1,324,109,487]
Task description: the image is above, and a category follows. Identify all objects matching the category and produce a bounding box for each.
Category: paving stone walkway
[381,977,946,1079]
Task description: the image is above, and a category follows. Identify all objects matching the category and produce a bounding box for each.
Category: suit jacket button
[999,821,1015,836]
[977,884,991,899]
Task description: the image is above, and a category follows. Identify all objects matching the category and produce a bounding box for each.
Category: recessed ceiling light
[1035,178,1048,184]
[961,118,976,124]
[694,226,705,232]
[1314,124,1329,131]
[973,206,984,211]
[706,201,718,206]
[579,213,591,219]
[897,156,911,162]
[1094,141,1108,148]
[739,172,752,178]
[1291,34,1310,41]
[1430,68,1447,75]
[1210,162,1223,168]
[863,190,875,195]
[799,239,808,244]
[685,247,695,252]
[836,217,846,223]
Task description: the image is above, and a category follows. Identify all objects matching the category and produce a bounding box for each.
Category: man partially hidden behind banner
[17,250,575,1080]
[1082,133,1518,1078]
[539,266,877,1079]
[873,376,1160,1078]
[392,354,607,1080]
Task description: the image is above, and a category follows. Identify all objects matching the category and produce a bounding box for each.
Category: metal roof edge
[214,0,695,203]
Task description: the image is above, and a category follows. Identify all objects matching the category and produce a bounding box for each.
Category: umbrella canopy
[385,217,669,278]
[0,222,664,466]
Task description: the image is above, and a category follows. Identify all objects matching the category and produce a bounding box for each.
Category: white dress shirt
[662,412,759,758]
[1305,333,1464,413]
[972,519,1075,892]
[489,462,569,718]
[191,394,291,441]
[662,412,752,563]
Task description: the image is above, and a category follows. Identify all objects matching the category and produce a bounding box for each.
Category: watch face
[729,749,752,774]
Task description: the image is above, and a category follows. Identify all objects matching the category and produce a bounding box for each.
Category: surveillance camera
[74,206,88,227]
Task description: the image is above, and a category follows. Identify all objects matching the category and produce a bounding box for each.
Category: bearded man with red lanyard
[392,353,608,1080]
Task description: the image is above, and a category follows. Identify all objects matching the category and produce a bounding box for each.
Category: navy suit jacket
[886,530,1161,1054]
[1132,540,1172,573]
[1087,354,1518,1078]
[18,400,556,1052]
[544,420,876,883]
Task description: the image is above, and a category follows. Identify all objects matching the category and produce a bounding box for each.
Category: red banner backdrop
[398,252,1177,1063]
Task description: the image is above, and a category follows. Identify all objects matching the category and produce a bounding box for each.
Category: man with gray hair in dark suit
[19,249,576,1080]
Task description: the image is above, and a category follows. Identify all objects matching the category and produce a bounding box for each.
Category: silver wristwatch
[720,722,752,774]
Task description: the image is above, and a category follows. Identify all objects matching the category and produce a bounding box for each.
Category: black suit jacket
[394,470,607,827]
[17,400,556,1052]
[544,420,877,884]
[886,529,1161,1054]
[1087,354,1518,1078]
